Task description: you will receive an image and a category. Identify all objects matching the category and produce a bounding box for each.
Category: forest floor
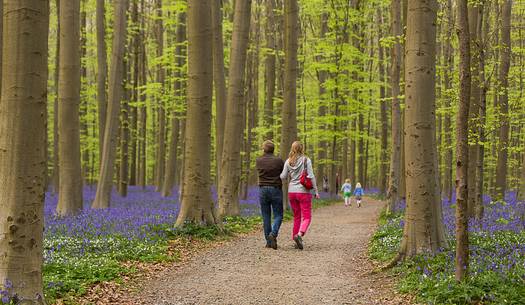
[105,198,414,305]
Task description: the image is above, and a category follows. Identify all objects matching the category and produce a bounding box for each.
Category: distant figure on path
[341,179,352,207]
[256,140,285,250]
[280,141,320,250]
[353,183,364,208]
[335,173,340,195]
[322,176,329,193]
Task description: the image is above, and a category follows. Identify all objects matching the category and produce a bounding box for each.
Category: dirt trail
[133,198,412,305]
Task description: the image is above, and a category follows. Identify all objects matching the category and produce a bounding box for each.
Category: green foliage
[369,209,525,305]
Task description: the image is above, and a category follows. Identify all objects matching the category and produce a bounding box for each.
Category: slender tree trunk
[53,0,61,193]
[0,0,49,301]
[396,0,445,259]
[175,0,217,226]
[218,0,252,217]
[212,0,227,181]
[378,9,388,195]
[316,12,329,182]
[455,0,472,282]
[495,0,512,199]
[137,0,147,189]
[387,0,402,213]
[264,0,277,140]
[467,5,480,217]
[280,0,299,163]
[97,0,108,159]
[162,11,186,197]
[129,0,139,186]
[119,62,130,197]
[443,0,454,201]
[56,0,83,216]
[154,0,166,191]
[92,0,129,209]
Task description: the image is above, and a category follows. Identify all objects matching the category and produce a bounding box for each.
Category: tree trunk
[218,0,252,217]
[316,11,329,182]
[397,0,445,258]
[56,0,83,216]
[97,0,108,159]
[0,0,49,301]
[52,0,60,193]
[92,0,129,209]
[455,0,471,282]
[154,0,166,191]
[378,9,388,195]
[443,0,454,201]
[118,62,130,197]
[212,0,227,181]
[137,0,147,189]
[387,0,402,213]
[358,113,365,185]
[162,11,186,198]
[494,0,512,199]
[467,5,480,217]
[129,0,139,186]
[280,0,299,165]
[175,0,217,225]
[264,0,277,140]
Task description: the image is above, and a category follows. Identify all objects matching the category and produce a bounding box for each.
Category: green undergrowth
[45,198,337,304]
[369,209,525,305]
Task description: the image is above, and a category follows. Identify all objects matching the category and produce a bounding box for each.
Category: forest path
[133,198,411,305]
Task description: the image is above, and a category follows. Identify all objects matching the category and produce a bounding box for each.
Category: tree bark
[137,0,147,189]
[92,0,129,209]
[162,11,186,198]
[97,0,108,160]
[397,0,445,258]
[0,0,49,301]
[443,0,454,201]
[52,0,61,193]
[129,0,139,186]
[56,0,83,216]
[378,9,388,195]
[494,0,512,199]
[218,0,252,217]
[212,0,227,181]
[118,62,130,197]
[154,0,166,191]
[455,0,471,282]
[467,5,480,217]
[280,0,299,164]
[316,11,329,182]
[387,0,402,213]
[264,0,277,140]
[176,0,217,225]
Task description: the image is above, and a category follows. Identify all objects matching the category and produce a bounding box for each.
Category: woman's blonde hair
[356,183,362,188]
[288,141,305,166]
[345,178,351,183]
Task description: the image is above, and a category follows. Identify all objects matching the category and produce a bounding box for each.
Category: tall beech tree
[96,0,108,158]
[264,0,277,140]
[92,0,129,209]
[154,0,166,191]
[392,0,446,263]
[455,0,471,282]
[494,0,512,198]
[56,0,83,216]
[0,0,49,300]
[212,0,227,179]
[218,0,252,217]
[162,11,186,198]
[387,0,402,213]
[280,0,299,166]
[176,0,217,225]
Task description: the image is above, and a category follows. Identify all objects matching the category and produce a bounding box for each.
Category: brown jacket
[256,153,284,188]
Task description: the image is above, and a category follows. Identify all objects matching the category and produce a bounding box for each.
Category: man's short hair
[262,140,275,154]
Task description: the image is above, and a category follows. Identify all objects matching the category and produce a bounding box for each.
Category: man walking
[256,140,284,250]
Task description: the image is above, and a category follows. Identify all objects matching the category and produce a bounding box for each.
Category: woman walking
[280,141,320,250]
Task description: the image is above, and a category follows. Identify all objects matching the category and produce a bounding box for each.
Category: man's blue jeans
[259,186,284,243]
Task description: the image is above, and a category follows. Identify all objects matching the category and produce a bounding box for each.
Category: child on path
[353,183,364,207]
[341,179,352,207]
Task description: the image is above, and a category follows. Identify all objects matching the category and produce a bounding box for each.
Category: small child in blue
[341,179,352,206]
[353,183,364,207]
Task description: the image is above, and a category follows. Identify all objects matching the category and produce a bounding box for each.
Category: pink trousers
[289,192,312,239]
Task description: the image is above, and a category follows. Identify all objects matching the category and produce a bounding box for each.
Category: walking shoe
[293,234,304,250]
[268,232,278,250]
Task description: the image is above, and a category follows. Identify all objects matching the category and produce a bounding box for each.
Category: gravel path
[134,198,412,305]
